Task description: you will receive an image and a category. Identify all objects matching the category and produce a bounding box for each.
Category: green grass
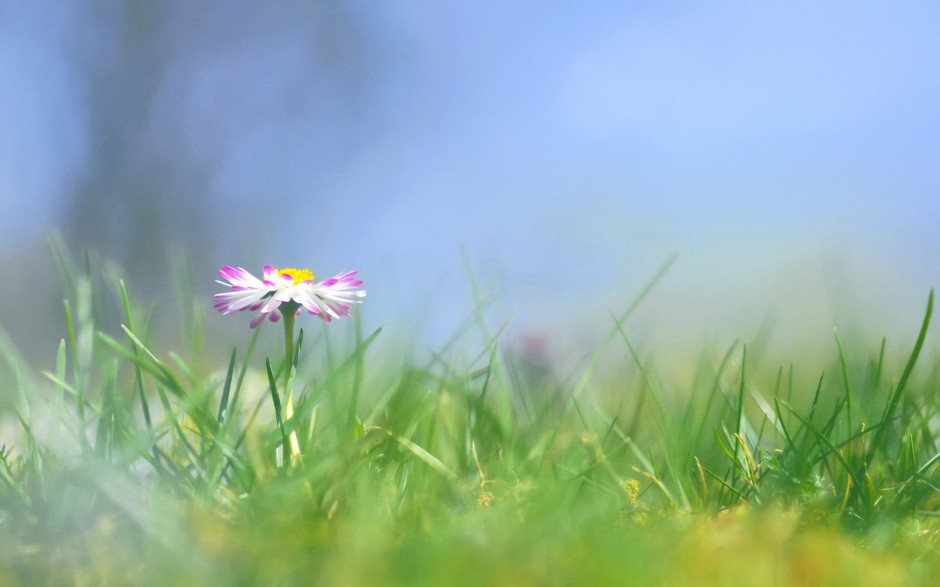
[1,247,940,586]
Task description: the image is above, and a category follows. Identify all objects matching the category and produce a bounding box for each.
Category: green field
[2,251,939,586]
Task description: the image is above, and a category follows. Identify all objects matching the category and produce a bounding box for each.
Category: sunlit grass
[1,245,939,586]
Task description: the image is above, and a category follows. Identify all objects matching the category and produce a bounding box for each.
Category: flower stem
[279,304,301,466]
[283,309,295,389]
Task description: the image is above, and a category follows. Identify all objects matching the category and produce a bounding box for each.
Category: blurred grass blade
[373,427,458,481]
[867,288,934,465]
[265,357,289,461]
[217,348,237,425]
[120,280,154,429]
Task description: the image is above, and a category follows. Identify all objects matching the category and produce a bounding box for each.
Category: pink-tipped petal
[262,265,279,281]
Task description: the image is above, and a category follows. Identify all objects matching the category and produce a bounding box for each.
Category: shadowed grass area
[1,248,939,585]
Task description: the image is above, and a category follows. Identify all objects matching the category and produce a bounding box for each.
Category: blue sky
[2,1,938,357]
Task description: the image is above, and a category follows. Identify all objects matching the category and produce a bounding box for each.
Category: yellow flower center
[277,267,314,285]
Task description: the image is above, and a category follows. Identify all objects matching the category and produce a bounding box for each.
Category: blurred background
[1,1,938,366]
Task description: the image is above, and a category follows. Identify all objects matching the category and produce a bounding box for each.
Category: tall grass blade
[120,280,153,430]
[867,288,934,466]
[217,348,237,425]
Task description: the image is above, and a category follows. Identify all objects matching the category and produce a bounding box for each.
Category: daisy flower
[214,265,365,328]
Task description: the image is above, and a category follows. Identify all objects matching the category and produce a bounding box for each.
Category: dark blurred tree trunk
[64,2,208,290]
[62,1,368,290]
